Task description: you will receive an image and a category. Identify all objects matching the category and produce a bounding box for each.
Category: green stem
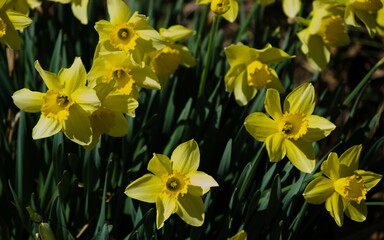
[342,57,384,107]
[193,4,210,58]
[198,15,219,98]
[234,2,259,42]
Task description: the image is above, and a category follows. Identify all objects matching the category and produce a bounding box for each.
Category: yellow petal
[355,170,382,191]
[159,25,196,42]
[32,115,61,139]
[71,86,101,113]
[303,176,335,204]
[94,20,114,42]
[355,9,377,38]
[172,44,196,68]
[229,230,248,240]
[283,83,315,116]
[297,30,330,70]
[130,65,161,90]
[156,194,177,229]
[34,60,62,91]
[107,0,130,24]
[62,104,92,145]
[171,139,200,174]
[0,12,20,50]
[224,44,255,67]
[266,133,286,162]
[176,194,205,227]
[285,139,315,173]
[60,57,87,95]
[6,10,32,30]
[147,154,172,177]
[244,112,279,142]
[282,0,301,18]
[107,112,129,137]
[82,132,101,152]
[256,43,294,64]
[188,171,219,195]
[103,95,138,114]
[124,173,162,203]
[222,0,238,23]
[339,145,362,177]
[196,0,212,4]
[233,72,257,106]
[266,69,285,94]
[344,200,367,222]
[12,88,44,112]
[265,88,283,121]
[224,64,246,92]
[321,152,340,181]
[71,0,89,25]
[302,115,336,142]
[325,192,344,227]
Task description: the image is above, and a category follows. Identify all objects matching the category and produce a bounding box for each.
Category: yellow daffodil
[196,0,238,22]
[303,145,382,226]
[12,57,101,145]
[0,0,32,50]
[49,0,89,24]
[244,83,336,173]
[94,0,164,57]
[224,43,293,106]
[125,139,219,229]
[344,0,383,37]
[376,1,384,36]
[297,1,350,70]
[83,81,138,151]
[88,52,161,95]
[230,230,248,240]
[148,25,196,88]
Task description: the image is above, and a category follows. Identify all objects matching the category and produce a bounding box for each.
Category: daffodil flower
[297,1,350,70]
[94,0,164,57]
[148,25,196,88]
[244,83,336,173]
[83,81,138,151]
[0,0,32,50]
[88,52,161,95]
[12,57,101,145]
[125,139,219,229]
[344,0,383,37]
[196,0,238,22]
[224,43,293,106]
[49,0,88,24]
[303,145,382,226]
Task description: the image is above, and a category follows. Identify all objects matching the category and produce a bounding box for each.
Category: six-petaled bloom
[125,139,219,229]
[303,145,382,226]
[244,83,336,173]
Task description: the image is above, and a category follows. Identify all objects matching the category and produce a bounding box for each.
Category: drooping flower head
[0,0,32,50]
[83,81,138,151]
[147,25,196,88]
[125,139,219,229]
[244,83,336,173]
[224,43,293,106]
[303,145,382,226]
[196,0,238,22]
[94,0,164,58]
[297,1,350,70]
[12,58,101,145]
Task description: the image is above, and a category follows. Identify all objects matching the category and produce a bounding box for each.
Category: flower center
[161,170,190,199]
[211,0,230,15]
[318,15,347,47]
[334,175,367,204]
[0,17,6,38]
[109,23,139,52]
[278,112,308,140]
[41,90,74,121]
[89,108,115,134]
[350,0,383,12]
[151,46,181,77]
[246,60,273,89]
[103,67,135,95]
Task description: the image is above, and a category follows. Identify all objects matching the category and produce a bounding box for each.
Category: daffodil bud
[210,0,230,15]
